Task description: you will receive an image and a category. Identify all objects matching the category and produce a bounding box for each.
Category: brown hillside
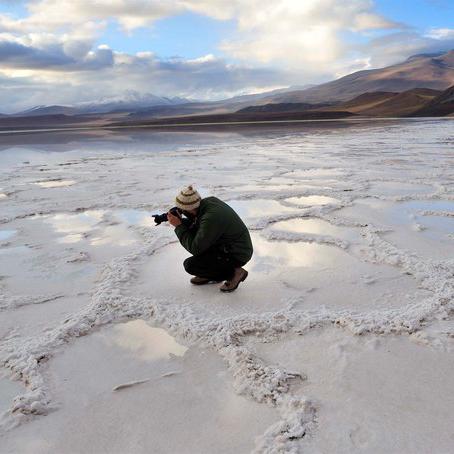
[359,88,441,116]
[264,50,454,104]
[413,85,454,116]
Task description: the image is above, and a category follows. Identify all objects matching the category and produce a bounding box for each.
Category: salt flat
[0,119,453,453]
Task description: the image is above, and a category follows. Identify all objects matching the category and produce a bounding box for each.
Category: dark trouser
[183,248,244,281]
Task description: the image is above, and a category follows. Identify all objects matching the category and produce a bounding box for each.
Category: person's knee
[183,257,195,274]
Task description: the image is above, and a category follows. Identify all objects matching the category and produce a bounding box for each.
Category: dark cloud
[0,38,114,70]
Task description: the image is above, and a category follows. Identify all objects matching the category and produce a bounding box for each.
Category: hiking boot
[190,276,221,285]
[220,268,248,293]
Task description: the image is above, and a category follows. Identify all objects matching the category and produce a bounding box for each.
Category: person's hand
[167,210,182,227]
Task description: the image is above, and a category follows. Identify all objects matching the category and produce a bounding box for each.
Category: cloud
[363,31,454,67]
[426,28,454,40]
[0,52,298,113]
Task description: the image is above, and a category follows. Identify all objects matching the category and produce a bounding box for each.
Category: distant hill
[14,105,79,116]
[413,85,454,117]
[357,88,441,116]
[237,102,335,113]
[235,87,444,118]
[262,50,454,104]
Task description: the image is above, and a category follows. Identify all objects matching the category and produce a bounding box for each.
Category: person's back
[167,186,253,292]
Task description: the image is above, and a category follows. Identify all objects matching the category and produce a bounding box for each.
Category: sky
[0,0,453,113]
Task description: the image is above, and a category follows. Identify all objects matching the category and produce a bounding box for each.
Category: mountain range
[1,50,453,130]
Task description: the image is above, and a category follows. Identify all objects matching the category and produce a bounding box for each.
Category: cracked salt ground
[245,327,454,453]
[338,198,454,260]
[138,231,427,315]
[0,320,278,454]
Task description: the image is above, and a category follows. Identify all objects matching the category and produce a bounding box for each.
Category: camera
[152,207,182,225]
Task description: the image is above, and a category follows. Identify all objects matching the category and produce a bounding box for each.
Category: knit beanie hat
[175,185,202,211]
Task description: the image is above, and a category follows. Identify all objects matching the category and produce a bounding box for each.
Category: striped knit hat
[175,185,202,211]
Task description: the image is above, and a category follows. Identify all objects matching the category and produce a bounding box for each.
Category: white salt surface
[0,120,453,453]
[247,328,454,453]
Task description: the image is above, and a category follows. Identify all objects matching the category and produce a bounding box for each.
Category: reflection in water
[101,320,188,361]
[0,230,16,241]
[249,233,343,272]
[35,180,76,188]
[90,225,137,247]
[237,183,328,192]
[37,209,154,246]
[115,210,155,228]
[0,377,23,412]
[369,181,433,196]
[42,211,105,234]
[285,195,340,206]
[389,200,454,237]
[0,246,29,256]
[284,168,345,178]
[270,218,357,241]
[0,193,7,199]
[229,199,298,220]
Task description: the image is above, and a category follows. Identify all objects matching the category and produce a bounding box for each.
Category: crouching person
[167,186,253,293]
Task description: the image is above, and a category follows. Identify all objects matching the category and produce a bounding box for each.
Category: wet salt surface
[284,195,340,206]
[0,230,16,242]
[368,181,434,197]
[0,321,277,454]
[139,232,426,315]
[338,198,454,259]
[269,218,359,242]
[32,209,153,248]
[0,377,23,415]
[228,198,299,222]
[247,328,454,453]
[35,180,76,188]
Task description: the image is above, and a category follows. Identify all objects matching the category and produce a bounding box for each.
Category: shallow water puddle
[284,168,346,178]
[0,376,23,414]
[285,195,340,206]
[114,209,155,228]
[37,210,143,247]
[229,199,299,221]
[100,320,188,361]
[35,180,76,188]
[249,234,424,309]
[369,181,434,197]
[0,229,16,242]
[338,198,454,259]
[236,180,332,193]
[269,218,358,242]
[40,211,105,236]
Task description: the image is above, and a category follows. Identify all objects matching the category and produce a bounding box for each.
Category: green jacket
[175,197,253,263]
